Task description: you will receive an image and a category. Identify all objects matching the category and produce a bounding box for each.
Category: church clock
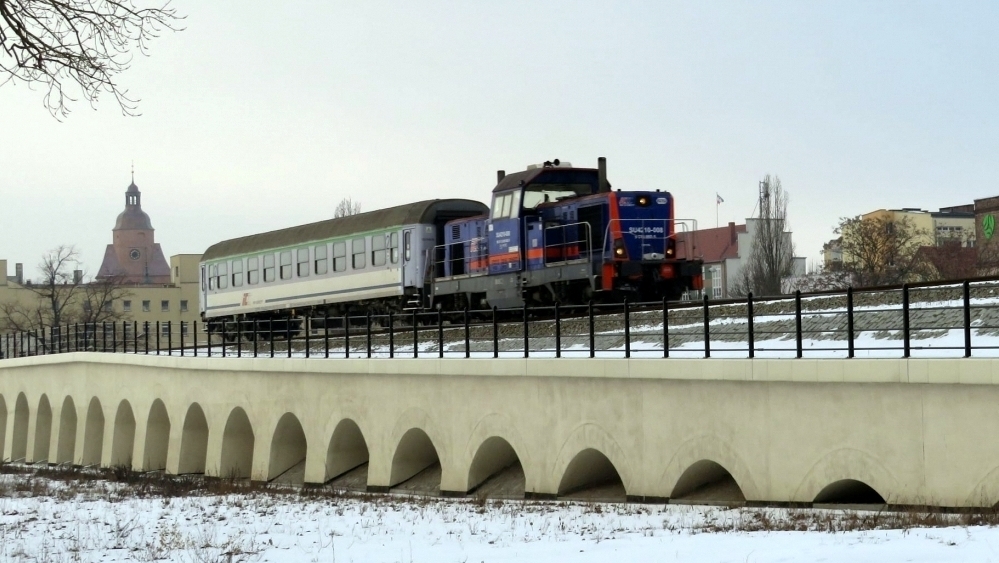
[129,249,141,261]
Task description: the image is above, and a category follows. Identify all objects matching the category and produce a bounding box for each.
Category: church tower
[97,178,171,284]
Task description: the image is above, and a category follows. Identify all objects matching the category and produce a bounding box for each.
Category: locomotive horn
[598,157,609,193]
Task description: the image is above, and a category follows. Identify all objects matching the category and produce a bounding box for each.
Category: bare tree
[334,197,362,218]
[78,273,132,325]
[835,214,931,287]
[731,175,796,296]
[0,0,182,117]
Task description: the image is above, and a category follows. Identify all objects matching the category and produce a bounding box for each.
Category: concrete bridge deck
[0,353,998,507]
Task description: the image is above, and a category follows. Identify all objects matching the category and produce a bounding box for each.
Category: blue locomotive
[431,158,704,309]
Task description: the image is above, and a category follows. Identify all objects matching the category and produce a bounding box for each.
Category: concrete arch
[670,460,746,502]
[390,428,440,488]
[0,394,7,459]
[551,423,632,496]
[110,400,136,467]
[463,412,530,492]
[557,448,625,499]
[82,397,104,466]
[143,399,170,471]
[814,479,886,504]
[793,448,898,504]
[467,436,524,497]
[56,396,77,464]
[220,407,254,479]
[325,418,368,481]
[33,395,52,463]
[178,403,209,474]
[11,393,28,462]
[659,434,760,501]
[268,412,307,482]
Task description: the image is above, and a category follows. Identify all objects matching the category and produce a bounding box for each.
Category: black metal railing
[4,278,999,361]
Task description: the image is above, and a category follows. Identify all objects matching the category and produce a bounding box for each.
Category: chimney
[497,170,505,184]
[729,222,737,244]
[597,157,609,193]
[15,263,23,285]
[74,270,83,284]
[0,260,6,286]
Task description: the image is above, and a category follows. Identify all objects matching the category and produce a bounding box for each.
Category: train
[199,158,703,328]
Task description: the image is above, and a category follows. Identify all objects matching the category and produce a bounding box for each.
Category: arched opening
[389,428,441,494]
[32,395,52,463]
[325,419,368,490]
[670,459,745,502]
[467,436,524,498]
[0,395,6,459]
[178,403,209,474]
[557,448,625,501]
[11,393,29,462]
[82,397,105,466]
[110,400,136,468]
[267,413,307,484]
[143,399,170,471]
[814,479,886,505]
[220,407,254,479]
[56,396,77,464]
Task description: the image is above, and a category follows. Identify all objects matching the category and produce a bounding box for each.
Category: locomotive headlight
[637,195,650,207]
[614,247,626,257]
[666,247,674,256]
[613,238,627,258]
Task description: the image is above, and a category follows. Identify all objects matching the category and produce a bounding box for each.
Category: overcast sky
[2,0,996,279]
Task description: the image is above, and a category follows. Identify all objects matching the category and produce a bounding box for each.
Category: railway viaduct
[1,353,998,508]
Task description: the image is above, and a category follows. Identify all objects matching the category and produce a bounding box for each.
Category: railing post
[179,321,184,357]
[437,309,444,359]
[703,293,711,358]
[492,306,498,358]
[624,298,631,358]
[269,320,275,358]
[795,290,802,359]
[663,297,669,359]
[134,321,139,355]
[145,321,150,355]
[75,323,79,352]
[964,280,972,357]
[367,311,372,359]
[168,321,173,355]
[389,311,394,359]
[588,300,595,358]
[413,310,418,359]
[464,305,470,359]
[305,315,311,358]
[253,319,258,358]
[847,287,855,359]
[902,284,910,358]
[555,302,561,358]
[324,311,330,359]
[219,321,225,358]
[193,321,198,357]
[747,292,755,359]
[236,319,242,358]
[286,314,292,358]
[523,302,529,359]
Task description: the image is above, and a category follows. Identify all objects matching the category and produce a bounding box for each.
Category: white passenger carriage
[199,200,488,325]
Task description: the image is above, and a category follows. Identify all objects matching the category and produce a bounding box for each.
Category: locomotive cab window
[231,259,243,288]
[297,248,309,277]
[352,238,365,269]
[247,257,259,285]
[333,242,346,272]
[390,232,399,263]
[263,254,275,282]
[491,191,522,219]
[314,244,328,275]
[280,251,292,280]
[372,235,386,267]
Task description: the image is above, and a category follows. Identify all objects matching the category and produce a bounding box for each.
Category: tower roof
[114,180,154,231]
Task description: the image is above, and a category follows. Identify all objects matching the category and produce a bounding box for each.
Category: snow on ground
[1,471,999,563]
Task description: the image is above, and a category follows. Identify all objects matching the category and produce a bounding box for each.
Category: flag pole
[716,195,719,228]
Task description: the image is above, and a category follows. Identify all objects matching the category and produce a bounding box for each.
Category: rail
[543,221,592,266]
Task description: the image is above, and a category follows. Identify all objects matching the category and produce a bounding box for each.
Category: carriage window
[404,231,411,261]
[280,251,292,280]
[352,238,365,269]
[231,259,243,287]
[333,242,346,272]
[263,254,275,282]
[247,256,259,285]
[297,248,310,277]
[209,264,216,290]
[372,235,386,267]
[390,232,399,264]
[315,244,328,275]
[218,262,228,289]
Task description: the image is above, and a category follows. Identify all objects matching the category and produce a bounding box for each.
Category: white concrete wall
[1,354,998,506]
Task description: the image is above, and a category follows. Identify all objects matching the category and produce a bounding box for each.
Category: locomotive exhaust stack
[598,157,609,193]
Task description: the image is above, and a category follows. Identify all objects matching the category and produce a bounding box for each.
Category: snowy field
[1,469,999,563]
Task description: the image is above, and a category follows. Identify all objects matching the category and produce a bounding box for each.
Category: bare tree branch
[835,215,932,287]
[334,197,362,219]
[731,175,797,297]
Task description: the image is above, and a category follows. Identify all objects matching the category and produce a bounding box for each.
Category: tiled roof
[678,222,746,263]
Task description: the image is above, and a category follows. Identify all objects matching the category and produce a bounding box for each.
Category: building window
[180,321,189,336]
[333,242,346,272]
[352,238,365,269]
[232,259,243,287]
[142,300,150,312]
[161,323,171,337]
[371,234,386,267]
[280,251,292,280]
[297,248,310,277]
[247,257,259,285]
[123,300,132,312]
[263,254,275,283]
[104,301,113,312]
[161,300,169,312]
[390,232,399,264]
[180,300,188,312]
[711,267,722,299]
[314,244,328,275]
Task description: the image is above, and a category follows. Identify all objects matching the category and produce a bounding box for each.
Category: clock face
[129,249,141,261]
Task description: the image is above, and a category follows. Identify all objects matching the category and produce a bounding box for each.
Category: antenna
[131,161,135,183]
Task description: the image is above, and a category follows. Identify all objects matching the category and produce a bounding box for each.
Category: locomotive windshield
[522,183,591,209]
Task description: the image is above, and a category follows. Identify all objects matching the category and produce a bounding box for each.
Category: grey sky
[2,0,996,279]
